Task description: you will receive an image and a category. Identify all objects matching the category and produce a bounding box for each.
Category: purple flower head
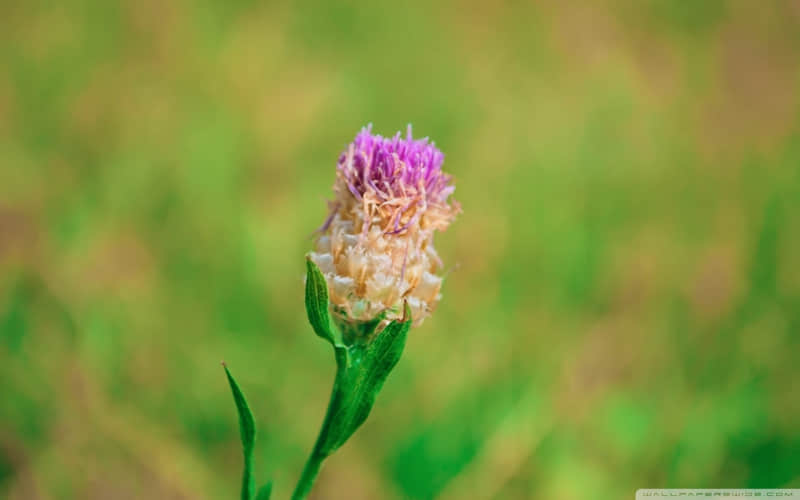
[337,124,456,207]
[313,124,460,324]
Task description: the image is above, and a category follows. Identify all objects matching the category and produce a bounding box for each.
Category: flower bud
[310,125,459,326]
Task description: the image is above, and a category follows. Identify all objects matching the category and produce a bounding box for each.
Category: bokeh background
[2,1,800,498]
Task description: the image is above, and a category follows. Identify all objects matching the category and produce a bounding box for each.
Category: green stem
[291,449,325,500]
[290,362,342,500]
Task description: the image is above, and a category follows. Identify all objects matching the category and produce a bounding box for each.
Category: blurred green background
[1,1,799,498]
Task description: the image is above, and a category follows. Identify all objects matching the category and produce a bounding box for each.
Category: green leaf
[316,302,412,456]
[255,481,273,500]
[224,363,256,500]
[305,258,341,345]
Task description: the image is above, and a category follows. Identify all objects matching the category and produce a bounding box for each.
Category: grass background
[1,1,800,498]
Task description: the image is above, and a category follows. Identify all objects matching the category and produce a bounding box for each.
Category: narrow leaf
[305,258,340,345]
[340,304,411,444]
[255,481,273,500]
[224,363,256,500]
[361,304,411,395]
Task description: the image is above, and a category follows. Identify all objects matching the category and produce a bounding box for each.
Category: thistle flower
[310,124,460,326]
[225,125,460,500]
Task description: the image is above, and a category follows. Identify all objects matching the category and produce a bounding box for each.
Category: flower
[310,124,460,326]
